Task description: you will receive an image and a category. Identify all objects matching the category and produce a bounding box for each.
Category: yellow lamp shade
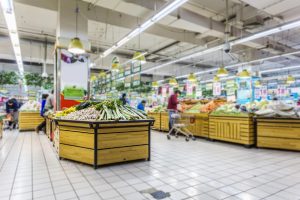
[213,75,220,82]
[254,80,262,88]
[238,69,251,79]
[152,81,159,88]
[133,51,146,64]
[169,77,177,86]
[216,67,228,77]
[99,71,106,78]
[112,56,120,72]
[68,37,85,54]
[286,75,295,84]
[187,73,197,82]
[90,75,97,82]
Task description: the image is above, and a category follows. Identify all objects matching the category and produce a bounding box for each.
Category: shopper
[137,100,146,111]
[167,90,181,130]
[120,93,128,105]
[6,98,19,129]
[45,90,54,111]
[35,94,49,134]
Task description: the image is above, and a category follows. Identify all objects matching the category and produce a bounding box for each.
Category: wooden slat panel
[258,126,300,139]
[57,121,91,128]
[60,130,94,148]
[257,137,300,151]
[59,126,94,133]
[98,126,148,134]
[98,131,148,149]
[99,122,149,128]
[98,145,148,165]
[59,144,94,165]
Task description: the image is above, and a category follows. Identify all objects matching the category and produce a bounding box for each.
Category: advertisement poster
[213,82,221,96]
[60,49,88,109]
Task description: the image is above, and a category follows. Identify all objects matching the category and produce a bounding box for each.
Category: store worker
[6,98,19,129]
[137,100,146,111]
[167,90,181,130]
[120,93,128,105]
[36,94,49,133]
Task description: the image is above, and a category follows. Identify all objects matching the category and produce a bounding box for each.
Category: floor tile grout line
[41,133,81,200]
[8,132,26,200]
[74,164,104,199]
[0,130,14,150]
[0,131,20,172]
[31,131,33,199]
[36,132,58,200]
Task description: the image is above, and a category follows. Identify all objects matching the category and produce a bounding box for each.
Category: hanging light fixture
[68,0,85,54]
[187,73,197,82]
[152,81,159,88]
[169,77,178,86]
[213,75,220,82]
[238,69,251,79]
[216,67,228,77]
[99,71,106,78]
[111,56,120,72]
[254,80,262,88]
[132,51,146,65]
[286,75,295,84]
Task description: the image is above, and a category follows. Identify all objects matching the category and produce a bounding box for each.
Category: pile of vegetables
[185,103,203,113]
[58,99,148,121]
[20,100,41,112]
[255,101,299,118]
[211,103,250,116]
[149,105,166,113]
[200,100,226,113]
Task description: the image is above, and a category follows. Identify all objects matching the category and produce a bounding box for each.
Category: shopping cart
[167,113,196,141]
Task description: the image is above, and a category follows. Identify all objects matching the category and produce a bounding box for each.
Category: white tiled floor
[0,130,300,200]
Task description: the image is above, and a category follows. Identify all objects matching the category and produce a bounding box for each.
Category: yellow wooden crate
[257,118,300,151]
[19,112,44,131]
[181,113,209,138]
[160,112,169,131]
[147,112,161,130]
[209,115,254,145]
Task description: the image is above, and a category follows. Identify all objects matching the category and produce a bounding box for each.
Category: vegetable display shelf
[147,112,160,130]
[209,114,254,146]
[55,119,154,168]
[256,118,300,151]
[181,113,209,138]
[46,116,57,141]
[160,112,169,132]
[19,112,44,131]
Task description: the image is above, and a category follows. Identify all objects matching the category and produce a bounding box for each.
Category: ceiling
[1,0,300,82]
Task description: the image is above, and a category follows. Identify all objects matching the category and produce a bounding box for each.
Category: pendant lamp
[238,69,251,79]
[286,75,295,84]
[111,56,120,72]
[68,1,85,54]
[99,71,106,78]
[254,80,262,88]
[169,77,177,86]
[213,75,220,82]
[216,67,228,77]
[152,81,159,88]
[187,73,197,82]
[133,52,146,64]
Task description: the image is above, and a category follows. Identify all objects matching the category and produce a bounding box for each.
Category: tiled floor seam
[8,133,26,200]
[0,132,20,171]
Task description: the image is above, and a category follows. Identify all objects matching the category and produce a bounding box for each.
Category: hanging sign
[226,80,236,96]
[186,84,193,97]
[261,86,268,99]
[278,85,287,97]
[161,87,167,98]
[124,77,131,88]
[111,71,117,80]
[124,64,131,76]
[213,82,221,96]
[206,83,213,91]
[118,68,124,79]
[132,74,141,87]
[132,61,141,74]
[106,72,111,83]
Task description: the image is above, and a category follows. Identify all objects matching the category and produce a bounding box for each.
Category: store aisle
[0,131,300,200]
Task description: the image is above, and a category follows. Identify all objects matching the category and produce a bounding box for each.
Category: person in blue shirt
[36,94,49,133]
[6,98,19,129]
[137,100,146,111]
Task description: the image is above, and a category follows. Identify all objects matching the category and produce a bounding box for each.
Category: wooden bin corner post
[209,115,254,146]
[256,118,300,151]
[93,123,98,169]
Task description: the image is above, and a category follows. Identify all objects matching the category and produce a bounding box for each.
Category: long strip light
[0,0,24,77]
[142,18,300,74]
[101,0,189,58]
[260,65,300,74]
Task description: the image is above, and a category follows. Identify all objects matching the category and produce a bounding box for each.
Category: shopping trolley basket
[167,113,196,141]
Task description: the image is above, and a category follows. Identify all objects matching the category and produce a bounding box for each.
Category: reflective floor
[0,130,299,200]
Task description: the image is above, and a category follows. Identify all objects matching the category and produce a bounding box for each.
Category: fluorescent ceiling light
[260,65,300,74]
[101,0,189,57]
[0,0,24,77]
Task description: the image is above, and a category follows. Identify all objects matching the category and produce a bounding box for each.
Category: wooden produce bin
[160,112,169,132]
[19,112,44,131]
[256,118,300,151]
[0,122,2,139]
[147,112,161,130]
[209,115,254,146]
[182,113,209,138]
[55,119,154,168]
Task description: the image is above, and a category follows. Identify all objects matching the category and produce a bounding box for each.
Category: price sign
[213,82,221,96]
[124,77,131,88]
[124,64,131,76]
[118,68,124,79]
[106,72,111,83]
[132,61,141,74]
[162,87,167,98]
[132,74,141,87]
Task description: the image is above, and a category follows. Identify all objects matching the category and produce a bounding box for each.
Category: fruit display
[255,101,299,118]
[20,100,41,112]
[58,99,148,121]
[185,103,203,113]
[200,100,226,113]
